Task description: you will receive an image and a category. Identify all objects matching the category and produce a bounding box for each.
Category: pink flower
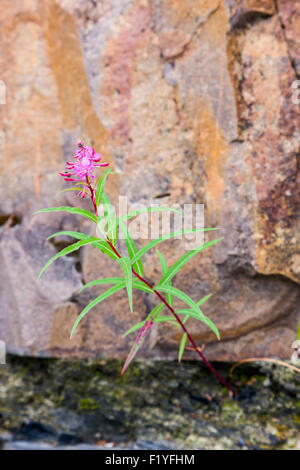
[60,142,109,182]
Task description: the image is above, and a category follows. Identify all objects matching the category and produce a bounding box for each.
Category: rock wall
[0,0,299,360]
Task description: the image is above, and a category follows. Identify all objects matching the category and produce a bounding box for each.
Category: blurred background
[0,0,299,450]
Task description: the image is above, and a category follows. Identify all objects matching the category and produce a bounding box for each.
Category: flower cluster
[59,142,109,198]
[60,142,109,181]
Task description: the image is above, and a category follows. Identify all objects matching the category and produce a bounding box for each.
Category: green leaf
[155,285,202,312]
[297,319,300,341]
[122,303,164,337]
[118,256,133,312]
[93,240,120,260]
[123,320,147,337]
[132,279,154,294]
[47,231,119,261]
[156,249,168,274]
[150,303,165,319]
[95,168,111,207]
[122,314,179,338]
[153,315,174,322]
[117,206,184,224]
[151,313,186,326]
[157,238,223,286]
[47,231,90,241]
[131,230,219,266]
[34,207,97,224]
[56,186,88,196]
[156,250,173,307]
[80,277,125,293]
[178,333,187,362]
[153,315,179,326]
[38,237,106,278]
[70,282,126,338]
[154,285,220,339]
[176,308,220,340]
[102,192,118,245]
[197,293,213,307]
[119,220,144,276]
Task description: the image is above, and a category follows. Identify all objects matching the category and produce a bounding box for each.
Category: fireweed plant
[35,143,234,394]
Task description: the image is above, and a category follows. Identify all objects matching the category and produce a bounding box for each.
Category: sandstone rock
[277,0,300,77]
[226,0,275,28]
[0,0,299,360]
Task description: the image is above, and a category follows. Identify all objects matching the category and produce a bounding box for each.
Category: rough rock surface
[0,0,299,359]
[0,356,299,450]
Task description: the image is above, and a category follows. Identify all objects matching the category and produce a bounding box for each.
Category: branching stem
[87,176,235,395]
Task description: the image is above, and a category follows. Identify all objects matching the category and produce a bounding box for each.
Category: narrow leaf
[34,206,97,223]
[153,315,175,322]
[119,220,144,276]
[93,240,119,260]
[117,206,183,224]
[38,237,106,278]
[70,282,126,338]
[178,333,187,362]
[56,186,88,196]
[47,231,119,261]
[176,308,220,340]
[154,285,220,339]
[47,231,90,241]
[197,293,213,307]
[80,277,125,293]
[157,238,223,286]
[156,250,173,306]
[118,256,133,312]
[102,192,118,245]
[132,279,154,294]
[122,303,164,337]
[95,168,111,207]
[131,230,219,266]
[297,320,300,341]
[123,320,147,337]
[155,285,202,312]
[150,303,165,319]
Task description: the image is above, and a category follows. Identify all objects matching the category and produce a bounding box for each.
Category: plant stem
[133,271,235,393]
[85,176,98,216]
[106,233,234,394]
[88,177,235,395]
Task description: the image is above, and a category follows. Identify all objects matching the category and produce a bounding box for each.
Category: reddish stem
[85,175,98,216]
[86,176,235,395]
[131,270,234,393]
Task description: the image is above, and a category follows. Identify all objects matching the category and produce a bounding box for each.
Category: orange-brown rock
[0,0,299,361]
